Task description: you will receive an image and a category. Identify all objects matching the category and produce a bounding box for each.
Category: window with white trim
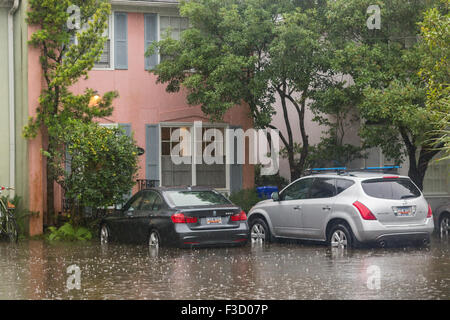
[159,16,189,62]
[69,15,113,69]
[94,17,112,69]
[160,16,189,41]
[160,124,227,189]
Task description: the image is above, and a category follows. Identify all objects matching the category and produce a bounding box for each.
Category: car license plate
[394,206,412,216]
[206,217,222,225]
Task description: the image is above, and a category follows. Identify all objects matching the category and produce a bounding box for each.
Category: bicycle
[0,187,18,243]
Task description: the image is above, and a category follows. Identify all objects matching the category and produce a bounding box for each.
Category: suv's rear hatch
[360,177,429,225]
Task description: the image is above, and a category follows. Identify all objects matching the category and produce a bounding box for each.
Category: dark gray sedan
[99,187,249,248]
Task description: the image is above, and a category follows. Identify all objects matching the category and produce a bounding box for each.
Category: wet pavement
[0,237,449,300]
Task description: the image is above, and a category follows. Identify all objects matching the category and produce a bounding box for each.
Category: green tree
[148,0,338,181]
[57,120,139,224]
[326,0,444,190]
[419,1,449,159]
[24,0,118,224]
[308,82,366,168]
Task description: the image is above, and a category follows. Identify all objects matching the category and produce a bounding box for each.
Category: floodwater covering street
[0,238,449,300]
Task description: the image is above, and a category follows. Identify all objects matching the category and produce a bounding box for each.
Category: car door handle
[322,206,331,211]
[293,206,301,211]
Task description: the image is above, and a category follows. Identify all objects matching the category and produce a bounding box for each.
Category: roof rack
[305,167,347,175]
[305,166,401,176]
[348,165,401,172]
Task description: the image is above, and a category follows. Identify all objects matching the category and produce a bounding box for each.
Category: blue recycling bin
[256,186,279,199]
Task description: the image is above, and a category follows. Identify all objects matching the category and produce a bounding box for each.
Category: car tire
[439,213,449,238]
[100,224,110,244]
[249,217,272,243]
[328,223,353,249]
[148,229,162,249]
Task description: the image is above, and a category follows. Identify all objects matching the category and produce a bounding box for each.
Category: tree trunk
[409,146,441,191]
[400,128,442,191]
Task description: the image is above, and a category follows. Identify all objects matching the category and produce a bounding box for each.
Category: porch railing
[136,179,160,191]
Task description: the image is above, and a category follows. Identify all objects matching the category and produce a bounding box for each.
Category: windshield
[361,178,421,200]
[165,190,231,207]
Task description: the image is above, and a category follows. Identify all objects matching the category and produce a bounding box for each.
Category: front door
[268,177,314,238]
[116,193,144,243]
[128,190,163,243]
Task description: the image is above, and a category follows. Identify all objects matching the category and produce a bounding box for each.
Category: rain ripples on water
[0,238,448,299]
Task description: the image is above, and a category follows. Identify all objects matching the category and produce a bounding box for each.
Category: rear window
[361,178,421,200]
[165,190,231,207]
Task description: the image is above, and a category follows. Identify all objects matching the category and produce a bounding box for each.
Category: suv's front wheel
[328,223,353,249]
[249,218,271,243]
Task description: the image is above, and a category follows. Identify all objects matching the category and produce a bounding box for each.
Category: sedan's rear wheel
[148,229,161,249]
[329,224,353,249]
[100,224,110,244]
[440,214,449,238]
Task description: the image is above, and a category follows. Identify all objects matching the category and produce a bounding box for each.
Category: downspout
[8,0,20,197]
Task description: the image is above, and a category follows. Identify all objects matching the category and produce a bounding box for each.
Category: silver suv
[248,171,434,248]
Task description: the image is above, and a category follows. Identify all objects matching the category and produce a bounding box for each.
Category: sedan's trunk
[175,205,242,230]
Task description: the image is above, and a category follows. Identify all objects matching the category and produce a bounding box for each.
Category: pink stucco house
[27,0,254,235]
[23,0,450,236]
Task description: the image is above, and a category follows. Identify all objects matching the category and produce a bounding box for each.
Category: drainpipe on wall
[8,0,20,197]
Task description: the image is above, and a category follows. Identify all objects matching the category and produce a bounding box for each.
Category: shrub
[47,223,92,242]
[56,119,139,225]
[229,188,262,214]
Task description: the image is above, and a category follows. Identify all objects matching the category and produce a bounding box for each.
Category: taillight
[185,216,198,223]
[383,176,399,179]
[231,210,247,222]
[353,201,377,220]
[171,213,198,224]
[427,204,432,218]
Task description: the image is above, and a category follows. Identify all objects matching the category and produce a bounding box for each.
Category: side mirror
[271,192,280,202]
[125,207,134,216]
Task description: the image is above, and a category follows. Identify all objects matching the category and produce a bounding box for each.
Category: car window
[336,179,355,195]
[361,178,421,200]
[140,191,158,211]
[309,178,336,199]
[152,194,163,211]
[281,178,314,201]
[124,194,143,211]
[165,190,231,207]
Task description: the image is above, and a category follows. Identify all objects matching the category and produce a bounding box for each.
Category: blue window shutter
[229,125,243,193]
[144,13,158,70]
[146,124,160,182]
[114,12,128,69]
